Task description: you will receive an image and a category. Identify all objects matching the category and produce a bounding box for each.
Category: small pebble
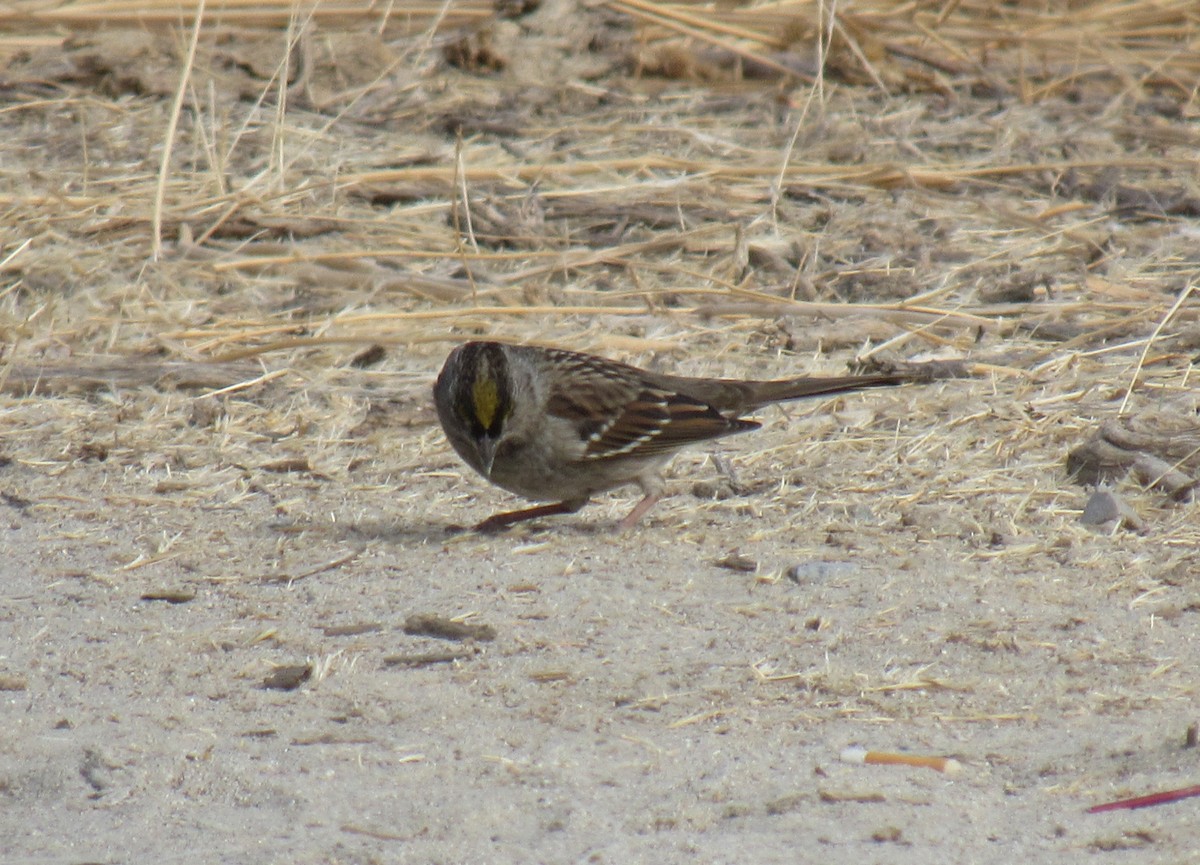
[262,664,312,691]
[786,561,859,584]
[1080,489,1144,531]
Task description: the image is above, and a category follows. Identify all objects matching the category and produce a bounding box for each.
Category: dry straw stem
[0,358,267,396]
[152,0,207,261]
[0,0,493,30]
[1118,278,1196,415]
[339,155,1191,194]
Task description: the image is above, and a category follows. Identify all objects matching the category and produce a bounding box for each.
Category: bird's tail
[747,373,906,407]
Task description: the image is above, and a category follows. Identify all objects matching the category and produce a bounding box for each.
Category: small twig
[152,0,207,261]
[383,650,475,668]
[451,130,480,302]
[261,551,360,584]
[1119,278,1195,415]
[1088,784,1200,813]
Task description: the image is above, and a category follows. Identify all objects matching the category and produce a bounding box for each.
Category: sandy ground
[3,367,1197,863]
[1,1,1199,862]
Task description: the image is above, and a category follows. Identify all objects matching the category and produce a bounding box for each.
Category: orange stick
[841,746,962,774]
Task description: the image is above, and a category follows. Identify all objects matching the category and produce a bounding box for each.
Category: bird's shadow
[269,515,613,545]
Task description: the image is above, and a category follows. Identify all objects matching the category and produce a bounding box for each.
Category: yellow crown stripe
[472,376,501,429]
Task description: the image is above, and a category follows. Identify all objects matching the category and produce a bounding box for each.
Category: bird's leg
[618,472,667,530]
[474,499,587,533]
[618,492,662,530]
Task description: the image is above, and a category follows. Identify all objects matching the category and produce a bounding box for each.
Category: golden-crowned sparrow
[434,340,904,531]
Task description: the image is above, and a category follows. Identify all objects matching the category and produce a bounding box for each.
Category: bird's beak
[478,436,497,477]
